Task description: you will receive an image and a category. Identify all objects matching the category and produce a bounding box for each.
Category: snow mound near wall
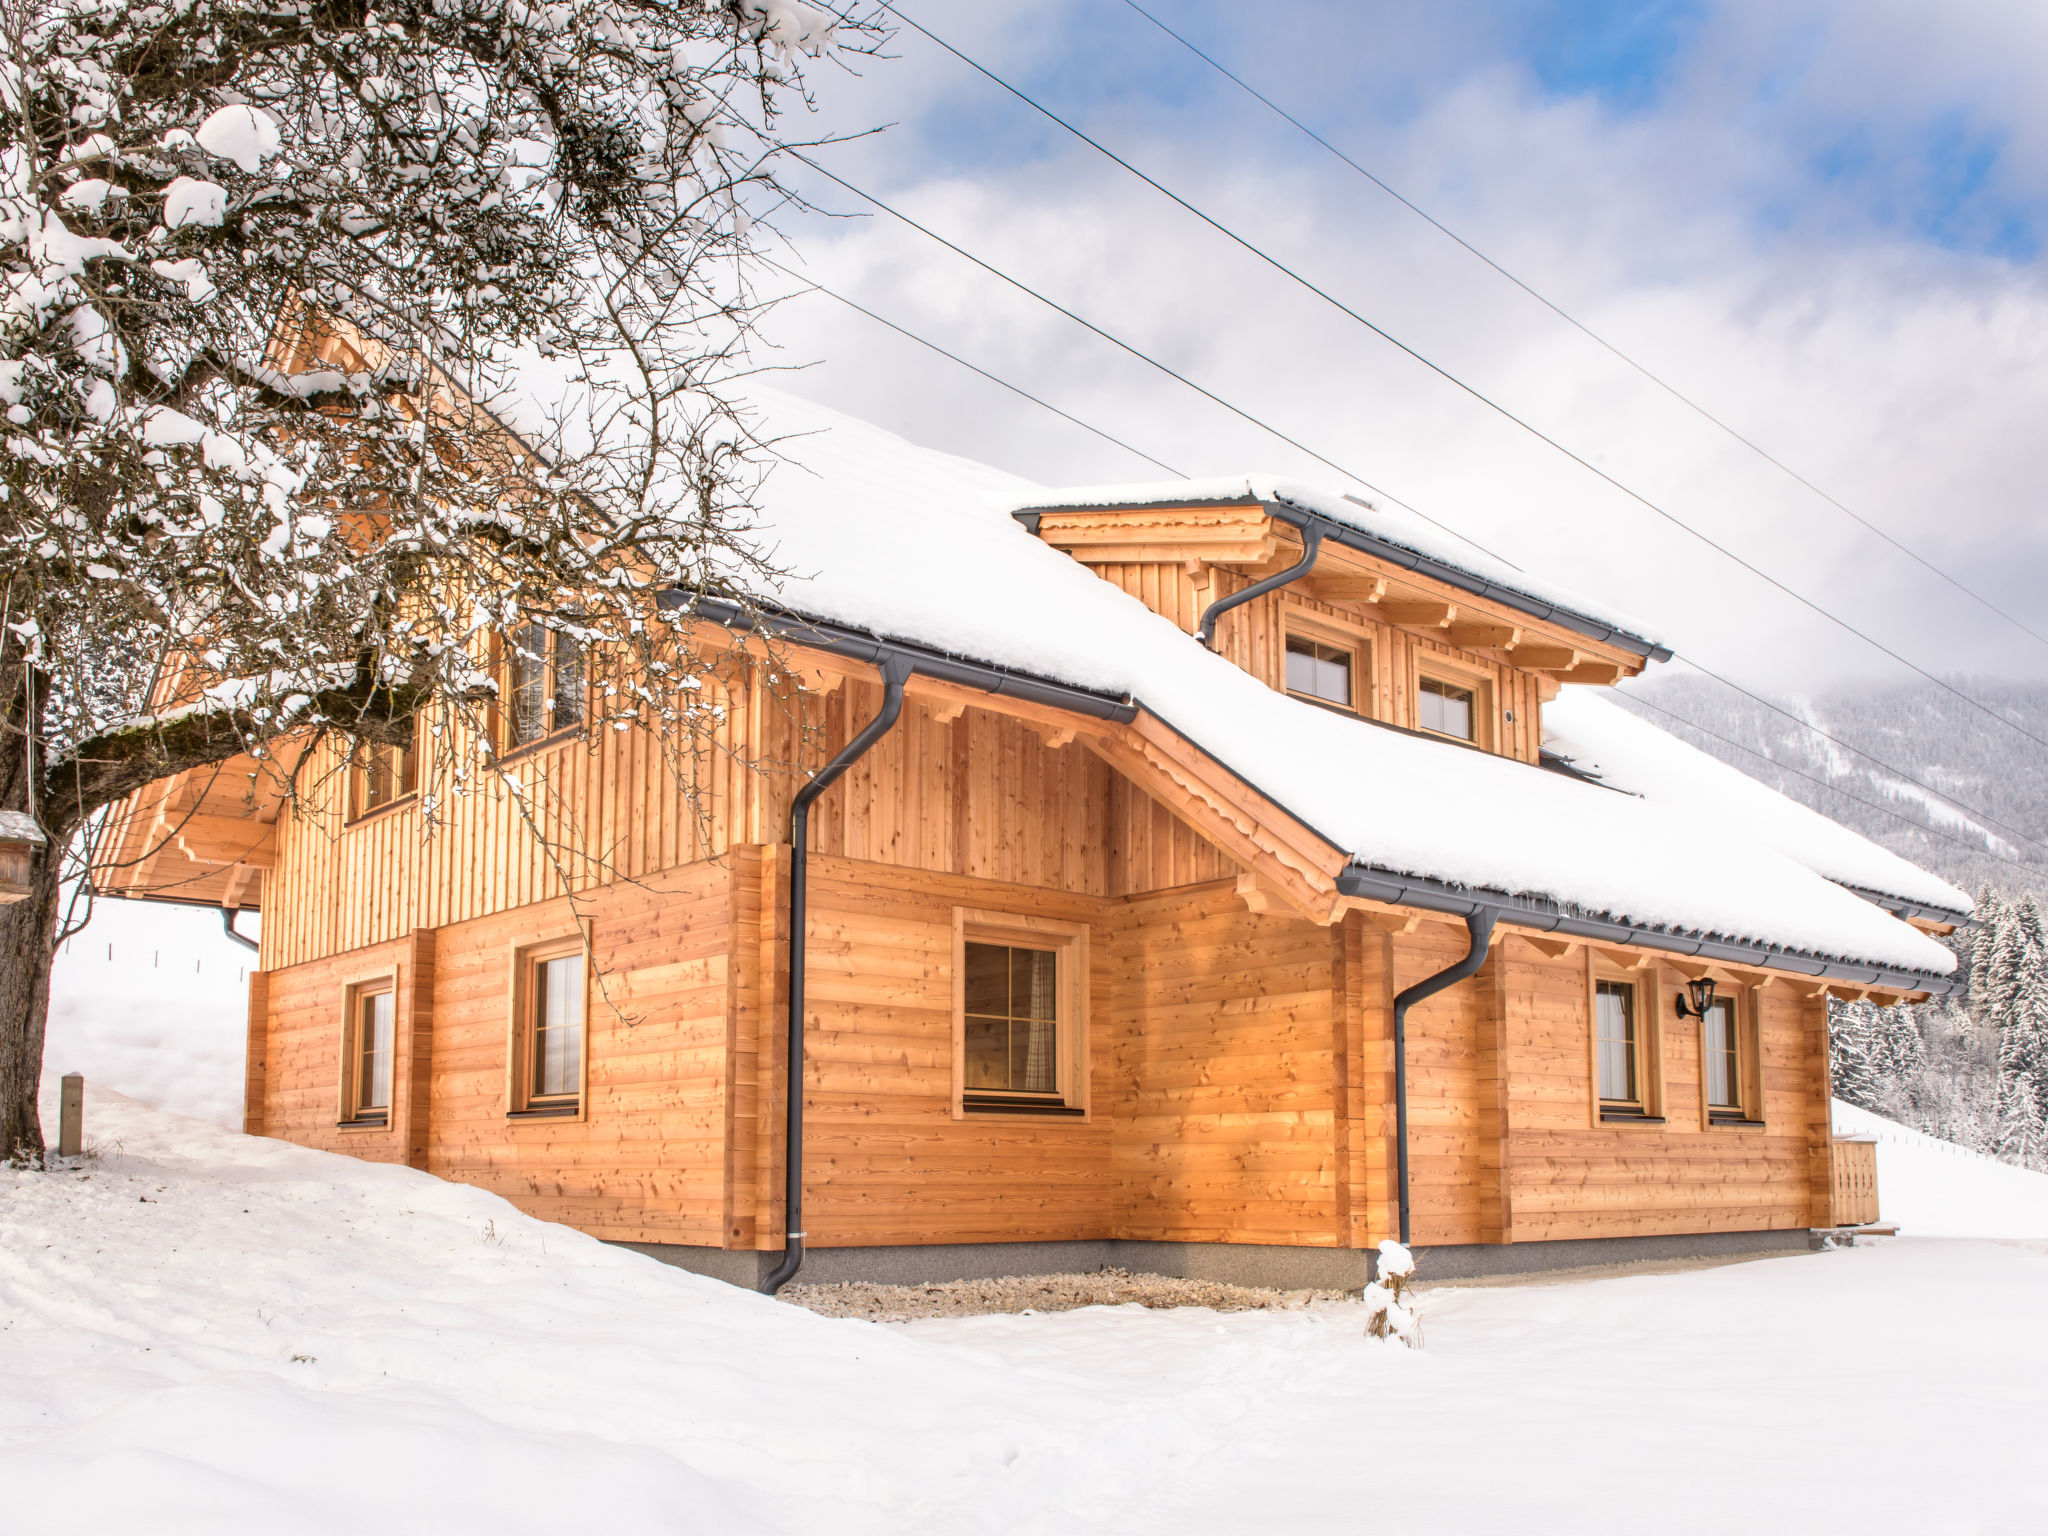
[1834,1097,2048,1238]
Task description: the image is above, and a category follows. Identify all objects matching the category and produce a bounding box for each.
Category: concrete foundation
[615,1226,1815,1292]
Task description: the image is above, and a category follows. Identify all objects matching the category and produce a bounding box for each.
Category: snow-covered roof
[0,809,45,844]
[1542,691,1972,918]
[1011,473,1663,653]
[494,368,1955,979]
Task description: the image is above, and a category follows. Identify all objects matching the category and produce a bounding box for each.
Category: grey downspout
[1390,907,1497,1247]
[222,908,259,952]
[761,653,914,1296]
[1195,523,1323,649]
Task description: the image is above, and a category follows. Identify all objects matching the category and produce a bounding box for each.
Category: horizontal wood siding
[790,857,1116,1248]
[1392,934,1830,1244]
[1110,882,1343,1246]
[259,862,735,1243]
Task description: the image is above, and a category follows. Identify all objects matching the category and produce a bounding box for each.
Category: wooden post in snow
[58,1073,83,1157]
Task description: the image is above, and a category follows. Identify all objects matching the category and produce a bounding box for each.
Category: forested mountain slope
[1611,676,2048,902]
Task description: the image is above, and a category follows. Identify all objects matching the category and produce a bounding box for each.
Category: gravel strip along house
[92,354,1969,1290]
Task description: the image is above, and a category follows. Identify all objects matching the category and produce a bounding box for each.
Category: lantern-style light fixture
[1674,975,1719,1019]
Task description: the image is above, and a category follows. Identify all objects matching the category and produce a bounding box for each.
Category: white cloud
[754,0,2048,689]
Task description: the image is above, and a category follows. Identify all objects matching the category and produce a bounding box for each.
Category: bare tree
[0,0,883,1158]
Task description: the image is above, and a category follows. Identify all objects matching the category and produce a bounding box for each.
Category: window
[511,941,585,1117]
[1285,633,1356,710]
[953,910,1087,1117]
[1700,989,1762,1125]
[341,981,394,1125]
[1596,980,1638,1107]
[1703,999,1739,1110]
[349,740,416,819]
[503,621,586,750]
[1418,675,1476,741]
[1589,963,1663,1125]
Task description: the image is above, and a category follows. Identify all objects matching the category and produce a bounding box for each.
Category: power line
[876,1,2048,761]
[1116,0,2048,660]
[783,147,1513,567]
[775,156,2048,861]
[1651,656,2048,859]
[759,255,1185,475]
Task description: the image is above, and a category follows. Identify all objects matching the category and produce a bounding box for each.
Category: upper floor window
[504,621,586,750]
[1285,631,1360,712]
[349,740,416,819]
[1418,675,1476,742]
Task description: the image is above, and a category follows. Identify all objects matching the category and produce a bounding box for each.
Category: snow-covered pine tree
[1994,1072,2046,1170]
[0,0,885,1158]
[1829,997,1923,1112]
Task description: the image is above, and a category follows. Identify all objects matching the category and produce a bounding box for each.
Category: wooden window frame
[506,934,590,1123]
[337,974,398,1129]
[950,908,1090,1122]
[346,738,417,823]
[1699,981,1767,1130]
[1283,620,1371,716]
[1414,658,1496,751]
[1586,954,1665,1127]
[495,623,589,759]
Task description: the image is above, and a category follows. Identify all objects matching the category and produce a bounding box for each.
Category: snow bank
[1013,472,1660,647]
[1833,1098,2048,1238]
[0,1081,1274,1535]
[9,1085,2045,1534]
[1545,691,1972,915]
[672,385,1949,976]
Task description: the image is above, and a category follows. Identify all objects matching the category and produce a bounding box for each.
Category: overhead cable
[875,0,2048,759]
[762,181,2048,861]
[759,255,1185,475]
[1117,0,2048,659]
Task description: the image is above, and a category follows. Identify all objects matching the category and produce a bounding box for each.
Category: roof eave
[1011,497,1673,664]
[1337,863,1958,996]
[663,588,1947,995]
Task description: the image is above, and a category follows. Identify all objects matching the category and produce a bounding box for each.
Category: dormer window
[1418,675,1477,742]
[1285,632,1360,712]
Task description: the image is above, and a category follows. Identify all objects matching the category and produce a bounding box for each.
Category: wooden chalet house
[93,383,1970,1289]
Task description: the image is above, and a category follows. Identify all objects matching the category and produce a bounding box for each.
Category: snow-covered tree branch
[0,0,884,1158]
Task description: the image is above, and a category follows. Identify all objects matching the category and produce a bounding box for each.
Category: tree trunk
[0,837,62,1162]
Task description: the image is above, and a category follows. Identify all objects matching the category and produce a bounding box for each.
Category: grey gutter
[1335,865,1959,996]
[663,594,1953,994]
[1196,522,1322,649]
[661,594,1138,724]
[1392,910,1496,1246]
[1828,881,1972,928]
[1013,498,1674,663]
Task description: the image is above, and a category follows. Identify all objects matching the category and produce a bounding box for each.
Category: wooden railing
[1830,1137,1880,1227]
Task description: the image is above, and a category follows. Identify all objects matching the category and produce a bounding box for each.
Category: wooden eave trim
[1029,504,1275,566]
[1025,504,1647,675]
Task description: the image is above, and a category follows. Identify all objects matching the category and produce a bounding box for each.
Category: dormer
[1012,480,1669,765]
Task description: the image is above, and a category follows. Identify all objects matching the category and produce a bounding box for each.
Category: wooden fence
[1830,1137,1880,1227]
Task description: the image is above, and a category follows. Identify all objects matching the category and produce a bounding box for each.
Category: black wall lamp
[1674,975,1719,1019]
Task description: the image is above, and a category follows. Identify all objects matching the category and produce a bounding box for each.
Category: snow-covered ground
[43,892,256,1129]
[6,1081,2045,1534]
